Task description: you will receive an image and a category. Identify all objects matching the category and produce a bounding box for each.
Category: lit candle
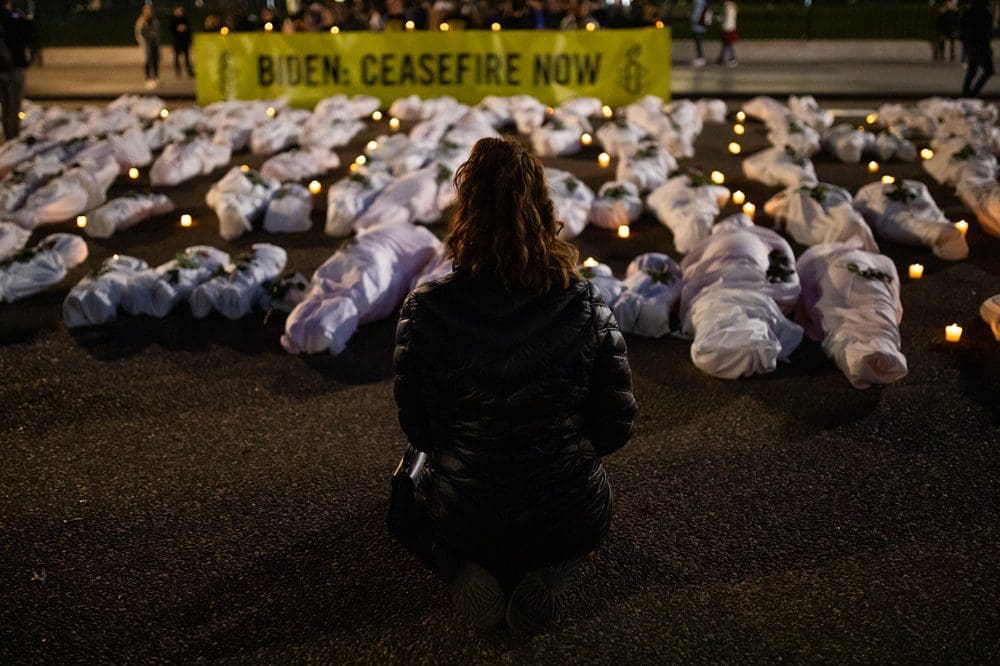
[240,164,250,173]
[585,21,596,31]
[920,148,934,160]
[545,106,554,115]
[955,219,969,236]
[355,155,367,166]
[580,132,593,146]
[180,214,193,227]
[583,257,599,268]
[736,110,746,122]
[733,123,745,135]
[867,160,879,173]
[76,215,87,228]
[405,20,415,30]
[17,111,25,120]
[266,107,276,117]
[491,22,501,31]
[731,190,746,205]
[866,112,878,125]
[366,140,378,151]
[372,110,383,121]
[881,174,895,184]
[264,21,274,31]
[128,167,140,180]
[742,202,756,220]
[349,163,359,173]
[908,263,924,279]
[308,180,322,195]
[655,20,665,29]
[159,108,169,119]
[710,170,725,185]
[728,141,741,155]
[945,323,963,343]
[330,26,340,34]
[601,105,613,118]
[856,125,865,131]
[440,21,450,31]
[617,224,630,239]
[220,26,229,36]
[389,117,400,131]
[597,152,611,167]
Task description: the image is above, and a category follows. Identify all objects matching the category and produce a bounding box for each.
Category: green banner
[193,28,671,108]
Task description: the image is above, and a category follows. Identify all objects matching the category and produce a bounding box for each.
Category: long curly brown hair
[446,137,580,294]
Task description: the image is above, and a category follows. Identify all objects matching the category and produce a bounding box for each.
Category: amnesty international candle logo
[194,29,671,108]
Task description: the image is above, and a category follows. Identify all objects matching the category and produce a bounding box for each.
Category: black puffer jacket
[393,268,637,570]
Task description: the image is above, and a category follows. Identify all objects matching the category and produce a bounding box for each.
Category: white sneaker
[692,57,706,68]
[980,293,1000,341]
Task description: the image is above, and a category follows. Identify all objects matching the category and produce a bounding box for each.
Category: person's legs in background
[972,56,995,96]
[6,68,25,138]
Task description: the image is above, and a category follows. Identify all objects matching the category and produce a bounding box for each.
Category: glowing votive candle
[128,167,140,180]
[349,163,359,173]
[545,106,555,115]
[308,180,322,195]
[735,110,746,122]
[867,160,879,173]
[732,190,746,206]
[159,108,169,119]
[955,219,969,236]
[372,110,383,121]
[264,21,274,32]
[598,152,611,167]
[881,174,895,184]
[76,215,87,228]
[580,133,593,146]
[710,170,725,185]
[180,214,193,227]
[355,155,367,166]
[866,112,878,125]
[330,26,340,34]
[728,141,741,155]
[601,105,613,118]
[920,148,934,160]
[733,123,745,135]
[491,22,501,31]
[389,117,400,131]
[583,256,599,268]
[585,21,596,31]
[617,225,630,239]
[908,263,924,279]
[655,20,665,29]
[240,164,250,173]
[405,20,415,30]
[266,107,276,117]
[366,140,378,151]
[945,323,963,343]
[220,27,229,36]
[742,202,756,220]
[440,21,450,31]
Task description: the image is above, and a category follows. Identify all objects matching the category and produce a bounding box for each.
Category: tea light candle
[440,21,450,31]
[920,148,934,160]
[601,105,613,118]
[617,225,630,239]
[372,110,383,121]
[881,174,895,184]
[330,26,340,33]
[17,111,25,120]
[731,190,746,206]
[128,167,140,180]
[491,22,501,31]
[727,142,741,155]
[598,152,611,167]
[240,164,250,173]
[180,214,193,227]
[266,106,276,117]
[349,163,359,173]
[866,112,878,125]
[546,106,555,115]
[655,20,665,28]
[867,160,879,173]
[733,123,745,135]
[908,263,924,279]
[76,215,87,228]
[405,20,415,30]
[742,202,756,220]
[955,219,969,236]
[220,26,229,36]
[388,117,400,131]
[585,21,596,31]
[945,323,963,342]
[264,21,274,31]
[308,180,322,195]
[159,108,169,119]
[366,140,378,151]
[710,170,725,185]
[735,111,746,122]
[355,155,367,166]
[580,132,593,146]
[583,257,599,268]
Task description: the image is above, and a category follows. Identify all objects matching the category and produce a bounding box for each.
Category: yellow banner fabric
[193,28,670,108]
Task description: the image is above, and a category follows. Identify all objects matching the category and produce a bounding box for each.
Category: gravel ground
[1,101,999,663]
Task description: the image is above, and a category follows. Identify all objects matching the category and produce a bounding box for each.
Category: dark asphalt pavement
[1,103,999,662]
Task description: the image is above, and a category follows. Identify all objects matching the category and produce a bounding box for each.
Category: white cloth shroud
[354,162,456,229]
[324,166,395,237]
[580,261,624,308]
[822,124,876,164]
[766,116,821,157]
[409,245,454,291]
[980,293,1000,342]
[530,120,584,157]
[281,223,441,355]
[546,168,595,240]
[259,148,341,183]
[595,120,647,157]
[955,177,1000,238]
[589,181,643,230]
[190,244,288,320]
[121,246,230,318]
[0,154,65,214]
[206,167,280,241]
[795,242,907,389]
[615,141,677,193]
[0,233,88,303]
[149,137,231,187]
[742,96,791,126]
[646,171,730,254]
[86,193,175,239]
[922,138,997,186]
[788,95,834,131]
[249,111,311,155]
[264,184,313,234]
[611,253,683,338]
[0,221,31,261]
[6,156,119,230]
[764,183,879,251]
[853,179,969,260]
[63,254,149,328]
[742,146,818,189]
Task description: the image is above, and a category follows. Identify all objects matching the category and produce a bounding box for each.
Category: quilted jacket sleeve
[393,293,433,453]
[585,298,638,457]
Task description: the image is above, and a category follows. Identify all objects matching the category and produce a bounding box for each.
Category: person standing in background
[135,5,161,89]
[170,5,194,78]
[716,0,737,67]
[691,0,710,67]
[0,0,30,140]
[961,0,994,96]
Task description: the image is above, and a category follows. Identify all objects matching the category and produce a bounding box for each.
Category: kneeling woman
[392,137,637,630]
